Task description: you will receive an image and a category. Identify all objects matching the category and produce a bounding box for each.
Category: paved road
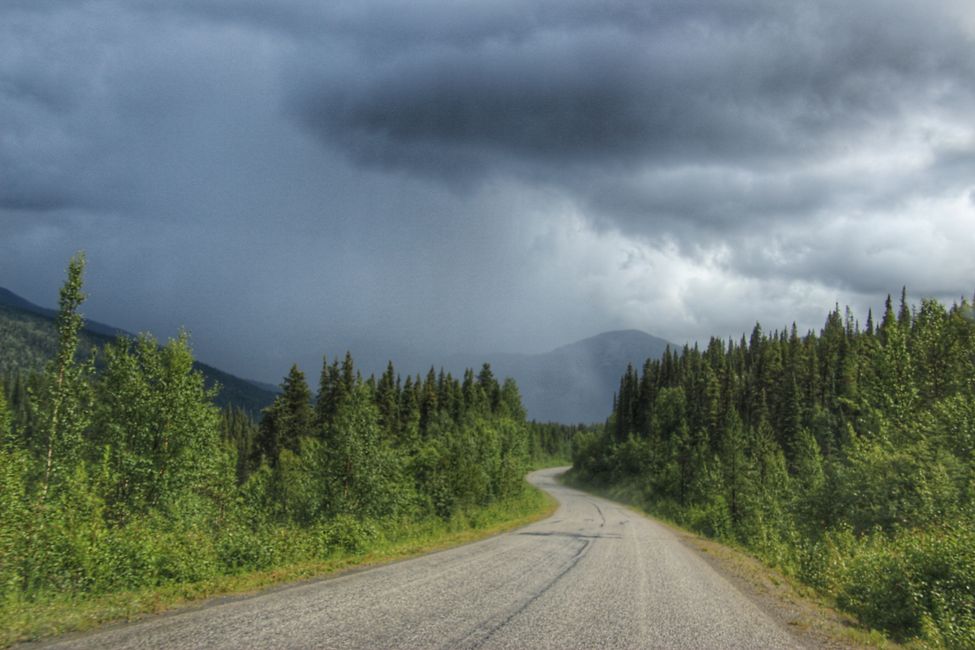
[43,467,803,649]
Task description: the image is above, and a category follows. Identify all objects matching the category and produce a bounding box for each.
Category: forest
[0,254,563,642]
[572,289,975,647]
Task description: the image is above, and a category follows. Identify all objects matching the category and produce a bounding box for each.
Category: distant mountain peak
[444,329,676,424]
[549,329,672,354]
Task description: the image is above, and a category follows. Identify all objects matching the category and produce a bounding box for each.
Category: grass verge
[2,483,557,648]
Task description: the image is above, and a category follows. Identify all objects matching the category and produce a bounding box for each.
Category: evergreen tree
[375,361,400,441]
[898,286,912,330]
[498,378,526,421]
[399,375,421,450]
[315,354,334,427]
[420,367,439,432]
[279,364,314,452]
[477,363,500,412]
[256,364,314,466]
[221,406,259,484]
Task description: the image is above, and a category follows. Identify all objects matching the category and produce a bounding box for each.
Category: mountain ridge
[2,286,674,423]
[0,286,278,415]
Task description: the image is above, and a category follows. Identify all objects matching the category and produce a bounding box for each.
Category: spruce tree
[315,354,334,428]
[278,364,314,453]
[477,363,500,412]
[375,361,400,441]
[257,364,314,465]
[898,286,912,330]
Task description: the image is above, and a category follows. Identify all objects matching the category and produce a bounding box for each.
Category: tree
[375,361,400,441]
[420,367,439,433]
[256,364,314,466]
[221,406,259,484]
[477,363,500,412]
[36,252,93,499]
[498,378,526,421]
[323,383,407,518]
[315,354,335,427]
[276,364,314,453]
[93,333,224,514]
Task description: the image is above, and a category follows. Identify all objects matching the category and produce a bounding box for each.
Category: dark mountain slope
[0,288,276,416]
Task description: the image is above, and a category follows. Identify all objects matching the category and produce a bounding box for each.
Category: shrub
[321,515,380,554]
[838,523,975,647]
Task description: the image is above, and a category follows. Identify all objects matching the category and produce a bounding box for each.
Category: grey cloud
[289,0,975,241]
[3,0,975,384]
[292,1,973,159]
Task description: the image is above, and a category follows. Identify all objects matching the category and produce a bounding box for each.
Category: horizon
[5,279,968,387]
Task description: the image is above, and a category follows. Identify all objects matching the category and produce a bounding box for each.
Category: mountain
[446,330,674,424]
[1,285,671,423]
[0,287,129,339]
[0,287,277,416]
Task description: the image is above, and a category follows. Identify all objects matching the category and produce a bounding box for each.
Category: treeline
[573,290,975,647]
[0,254,537,614]
[526,421,582,464]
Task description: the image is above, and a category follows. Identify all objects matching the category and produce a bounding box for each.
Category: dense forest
[0,254,557,632]
[573,289,975,646]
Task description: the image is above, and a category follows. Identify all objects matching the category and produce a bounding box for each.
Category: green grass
[0,483,557,648]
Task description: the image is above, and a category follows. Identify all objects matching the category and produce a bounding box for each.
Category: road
[42,467,804,649]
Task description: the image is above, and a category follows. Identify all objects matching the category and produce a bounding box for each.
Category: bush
[216,525,279,574]
[321,515,380,554]
[837,523,975,648]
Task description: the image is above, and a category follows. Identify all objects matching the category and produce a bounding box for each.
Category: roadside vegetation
[572,289,975,647]
[0,253,557,645]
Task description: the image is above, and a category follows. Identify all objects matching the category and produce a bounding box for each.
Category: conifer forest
[572,289,975,646]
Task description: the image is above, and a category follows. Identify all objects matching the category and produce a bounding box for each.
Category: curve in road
[42,467,804,649]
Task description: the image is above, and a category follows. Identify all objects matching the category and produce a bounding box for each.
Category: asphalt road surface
[42,467,804,649]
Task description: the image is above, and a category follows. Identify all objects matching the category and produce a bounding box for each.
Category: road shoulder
[559,475,900,650]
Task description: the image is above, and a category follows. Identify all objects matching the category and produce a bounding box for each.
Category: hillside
[447,330,673,424]
[1,286,672,423]
[0,288,277,416]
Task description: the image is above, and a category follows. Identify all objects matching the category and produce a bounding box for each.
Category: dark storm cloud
[290,0,975,239]
[2,0,974,383]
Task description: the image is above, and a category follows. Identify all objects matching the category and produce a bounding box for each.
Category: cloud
[289,0,975,239]
[2,0,974,384]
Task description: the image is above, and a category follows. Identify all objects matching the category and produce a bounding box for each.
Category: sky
[2,0,974,383]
